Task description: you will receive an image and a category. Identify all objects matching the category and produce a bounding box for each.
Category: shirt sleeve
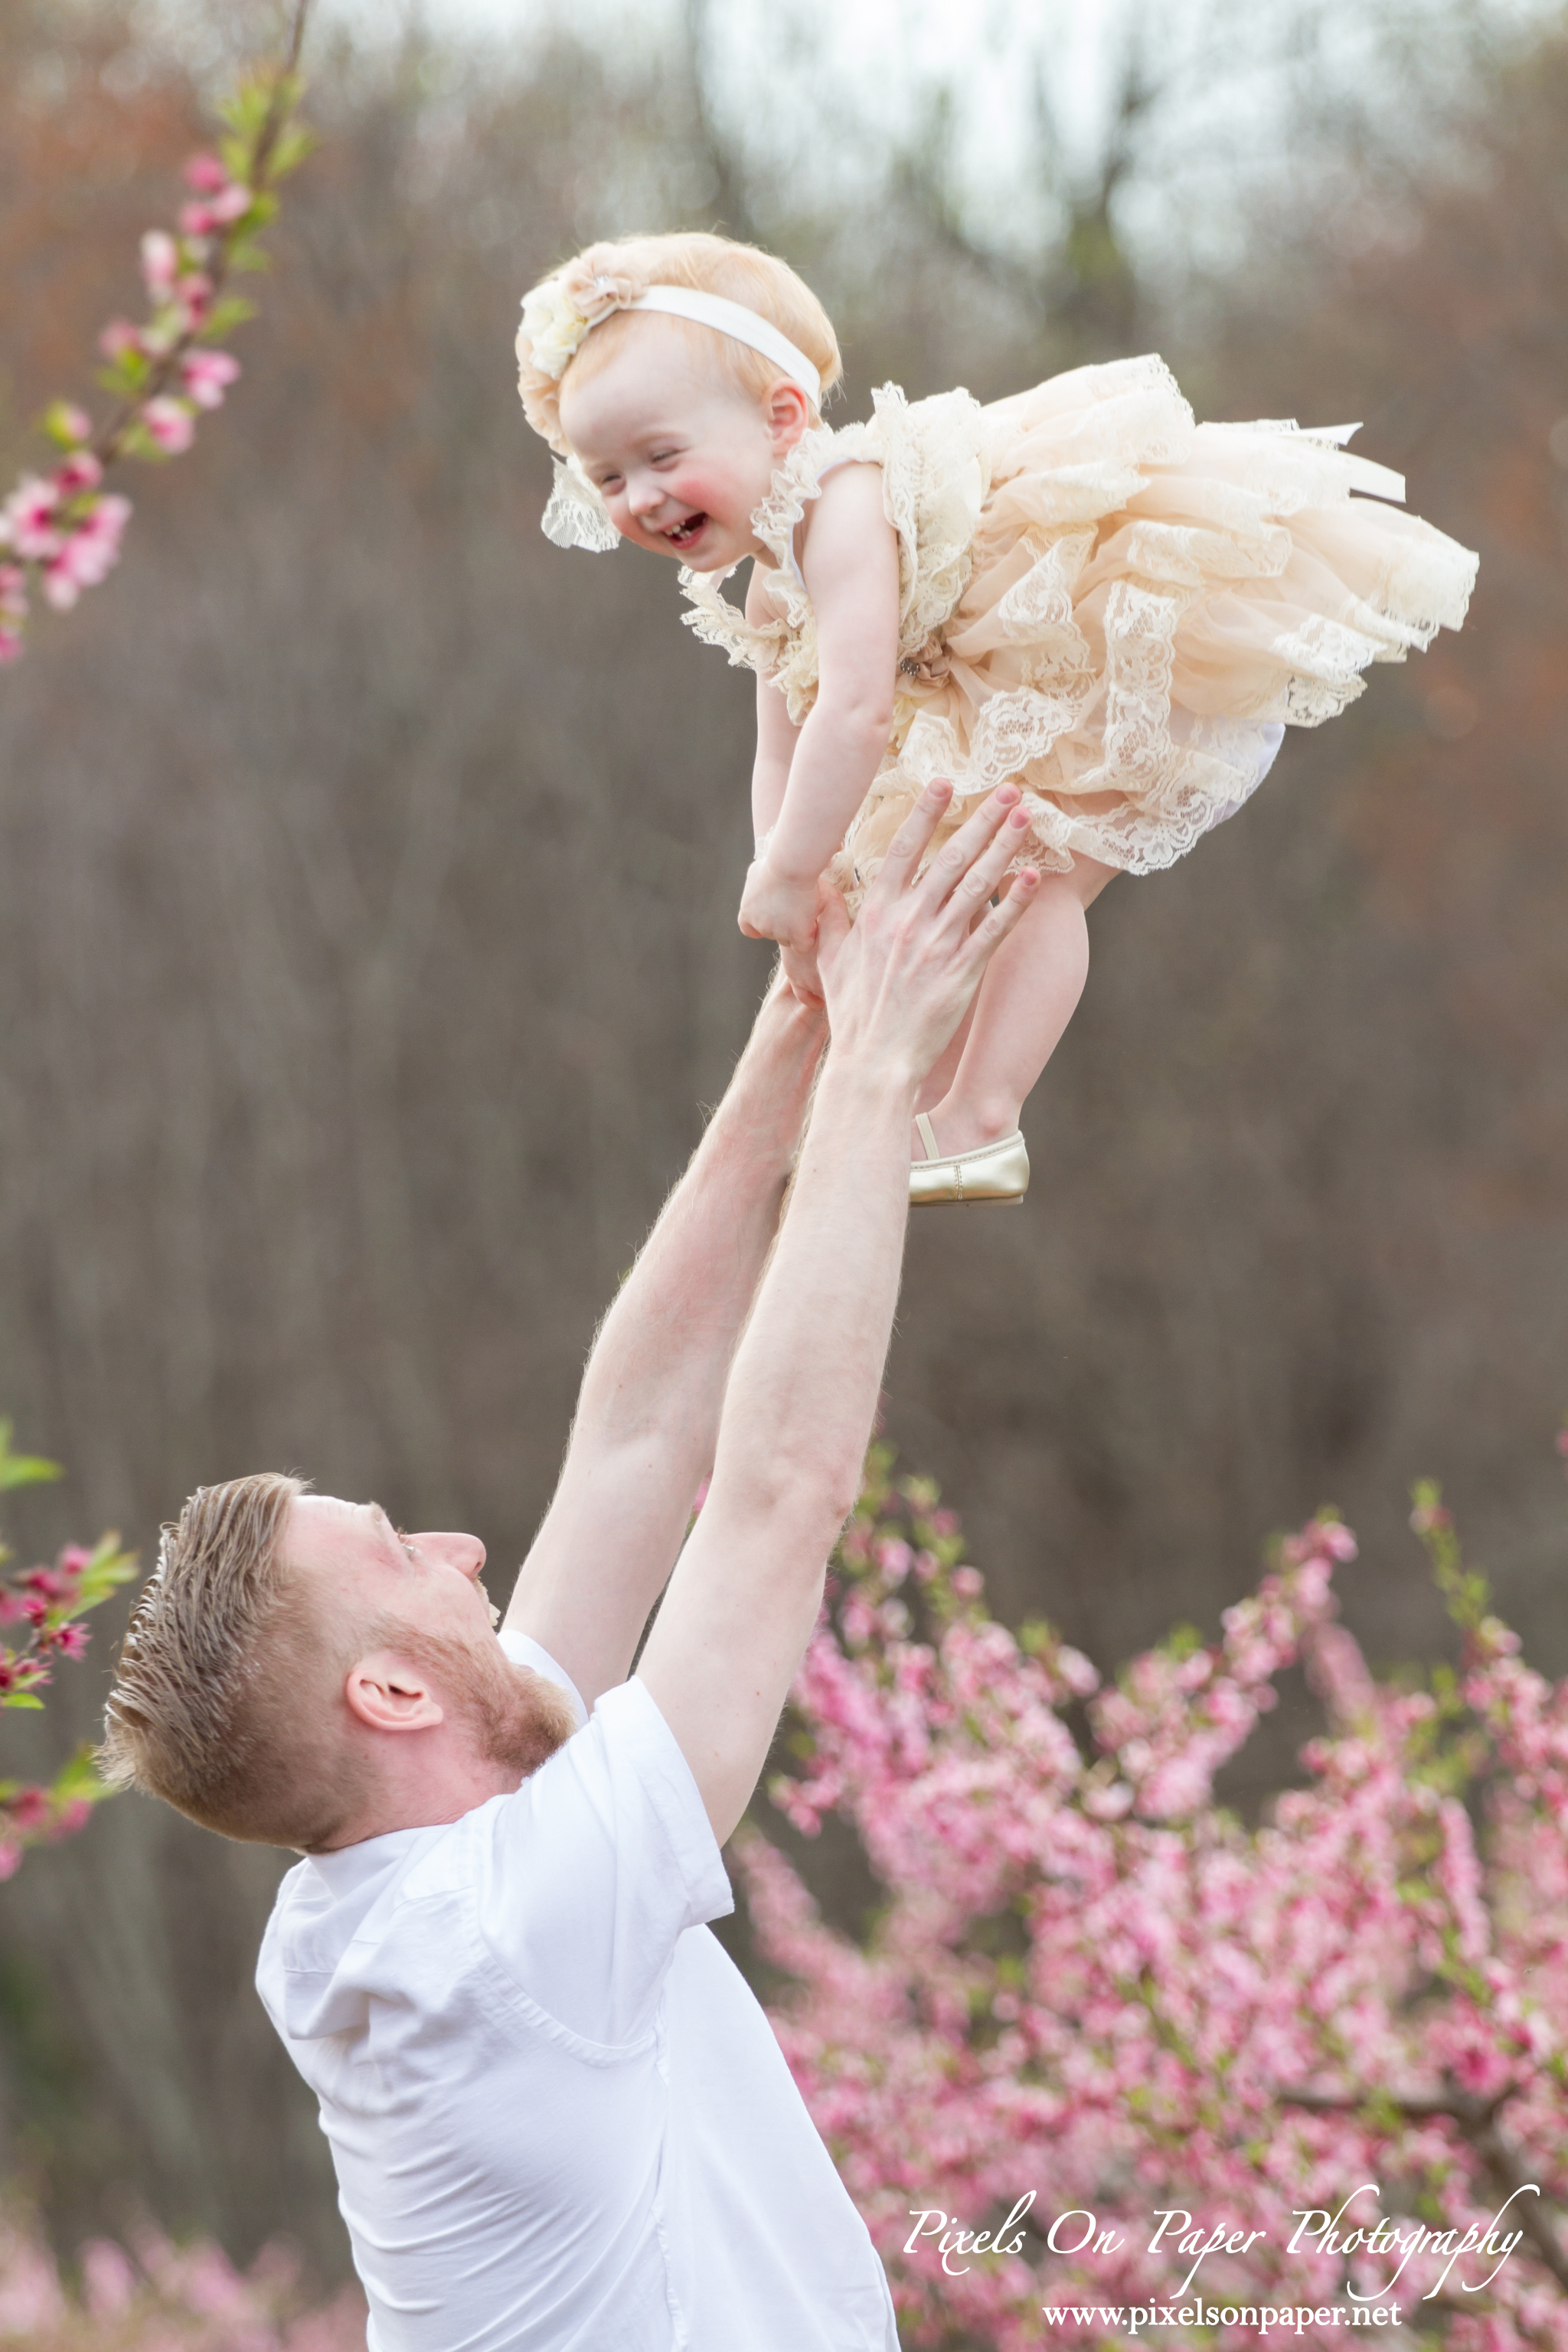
[475,1674,733,2050]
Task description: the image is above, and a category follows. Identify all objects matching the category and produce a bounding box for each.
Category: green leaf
[41,400,90,449]
[2,1694,44,1711]
[96,352,152,399]
[268,123,316,181]
[226,240,273,276]
[119,421,173,464]
[217,77,273,139]
[201,296,259,340]
[48,1746,111,1805]
[70,1532,139,1612]
[0,1422,61,1491]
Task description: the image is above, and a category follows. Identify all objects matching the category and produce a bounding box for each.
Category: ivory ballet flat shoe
[909,1112,1030,1207]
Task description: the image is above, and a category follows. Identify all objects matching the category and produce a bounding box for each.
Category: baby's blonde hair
[517,230,842,456]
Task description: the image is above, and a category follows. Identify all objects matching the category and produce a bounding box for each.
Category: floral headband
[518,277,824,554]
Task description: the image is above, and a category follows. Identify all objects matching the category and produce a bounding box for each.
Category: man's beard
[381,1621,578,1778]
[474,1650,578,1775]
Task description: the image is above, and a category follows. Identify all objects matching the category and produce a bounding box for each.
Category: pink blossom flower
[207,181,254,224]
[183,151,230,194]
[97,317,143,361]
[5,1787,51,1832]
[40,495,130,608]
[142,398,197,455]
[181,349,242,410]
[79,2238,136,2317]
[55,449,103,494]
[175,271,213,330]
[2,475,60,560]
[139,228,179,300]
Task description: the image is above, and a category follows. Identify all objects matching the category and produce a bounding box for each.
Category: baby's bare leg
[913,857,1116,1158]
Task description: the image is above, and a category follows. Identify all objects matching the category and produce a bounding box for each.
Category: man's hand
[815,777,1039,1076]
[737,857,823,1004]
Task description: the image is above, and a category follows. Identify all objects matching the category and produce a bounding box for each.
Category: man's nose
[421,1531,486,1579]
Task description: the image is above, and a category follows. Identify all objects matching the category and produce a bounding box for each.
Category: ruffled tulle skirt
[833,358,1478,893]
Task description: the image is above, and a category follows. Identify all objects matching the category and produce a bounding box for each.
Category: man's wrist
[815,1040,920,1115]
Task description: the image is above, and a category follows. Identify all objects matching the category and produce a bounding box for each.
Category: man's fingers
[780,939,822,1003]
[866,778,954,901]
[969,866,1041,965]
[950,802,1035,916]
[915,784,1023,916]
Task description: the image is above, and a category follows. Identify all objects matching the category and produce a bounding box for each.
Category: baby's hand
[738,858,824,1006]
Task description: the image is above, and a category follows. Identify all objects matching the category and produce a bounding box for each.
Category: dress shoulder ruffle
[679,387,992,728]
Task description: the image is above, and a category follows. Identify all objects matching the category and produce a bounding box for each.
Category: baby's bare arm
[750,664,799,847]
[763,463,900,886]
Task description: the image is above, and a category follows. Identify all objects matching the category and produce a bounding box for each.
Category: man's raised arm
[505,973,825,1707]
[639,782,1042,1841]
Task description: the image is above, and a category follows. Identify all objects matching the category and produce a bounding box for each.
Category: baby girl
[517,232,1475,1205]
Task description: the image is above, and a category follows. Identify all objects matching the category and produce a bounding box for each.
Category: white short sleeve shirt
[256,1635,897,2352]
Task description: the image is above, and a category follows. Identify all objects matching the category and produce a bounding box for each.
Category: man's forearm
[567,981,824,1459]
[707,1047,910,1534]
[504,976,825,1694]
[635,1042,916,1837]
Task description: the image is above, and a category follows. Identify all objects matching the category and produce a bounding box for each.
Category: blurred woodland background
[2,0,1567,2291]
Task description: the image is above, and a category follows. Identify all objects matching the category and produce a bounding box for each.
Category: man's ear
[766,381,811,456]
[344,1651,446,1735]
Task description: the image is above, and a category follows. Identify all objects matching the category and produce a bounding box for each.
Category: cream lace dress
[679,354,1478,897]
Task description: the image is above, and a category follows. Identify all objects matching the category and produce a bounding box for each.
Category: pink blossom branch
[0,1426,138,1877]
[0,0,313,658]
[750,1453,1568,2350]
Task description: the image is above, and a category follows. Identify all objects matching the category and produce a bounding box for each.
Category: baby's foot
[910,1107,1030,1207]
[910,1101,1021,1163]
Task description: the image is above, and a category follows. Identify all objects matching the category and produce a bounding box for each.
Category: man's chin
[487,1663,577,1775]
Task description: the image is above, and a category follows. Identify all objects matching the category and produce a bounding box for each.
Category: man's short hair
[100,1472,368,1851]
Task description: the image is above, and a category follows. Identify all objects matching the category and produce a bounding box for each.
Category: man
[101,780,1043,2352]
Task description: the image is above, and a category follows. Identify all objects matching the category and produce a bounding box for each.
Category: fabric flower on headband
[518,279,589,381]
[518,260,642,381]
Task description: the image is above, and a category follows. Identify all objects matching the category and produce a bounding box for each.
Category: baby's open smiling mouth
[664,513,707,547]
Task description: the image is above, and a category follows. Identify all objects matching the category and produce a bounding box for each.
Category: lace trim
[541,458,620,553]
[679,570,787,677]
[843,384,991,654]
[746,423,842,620]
